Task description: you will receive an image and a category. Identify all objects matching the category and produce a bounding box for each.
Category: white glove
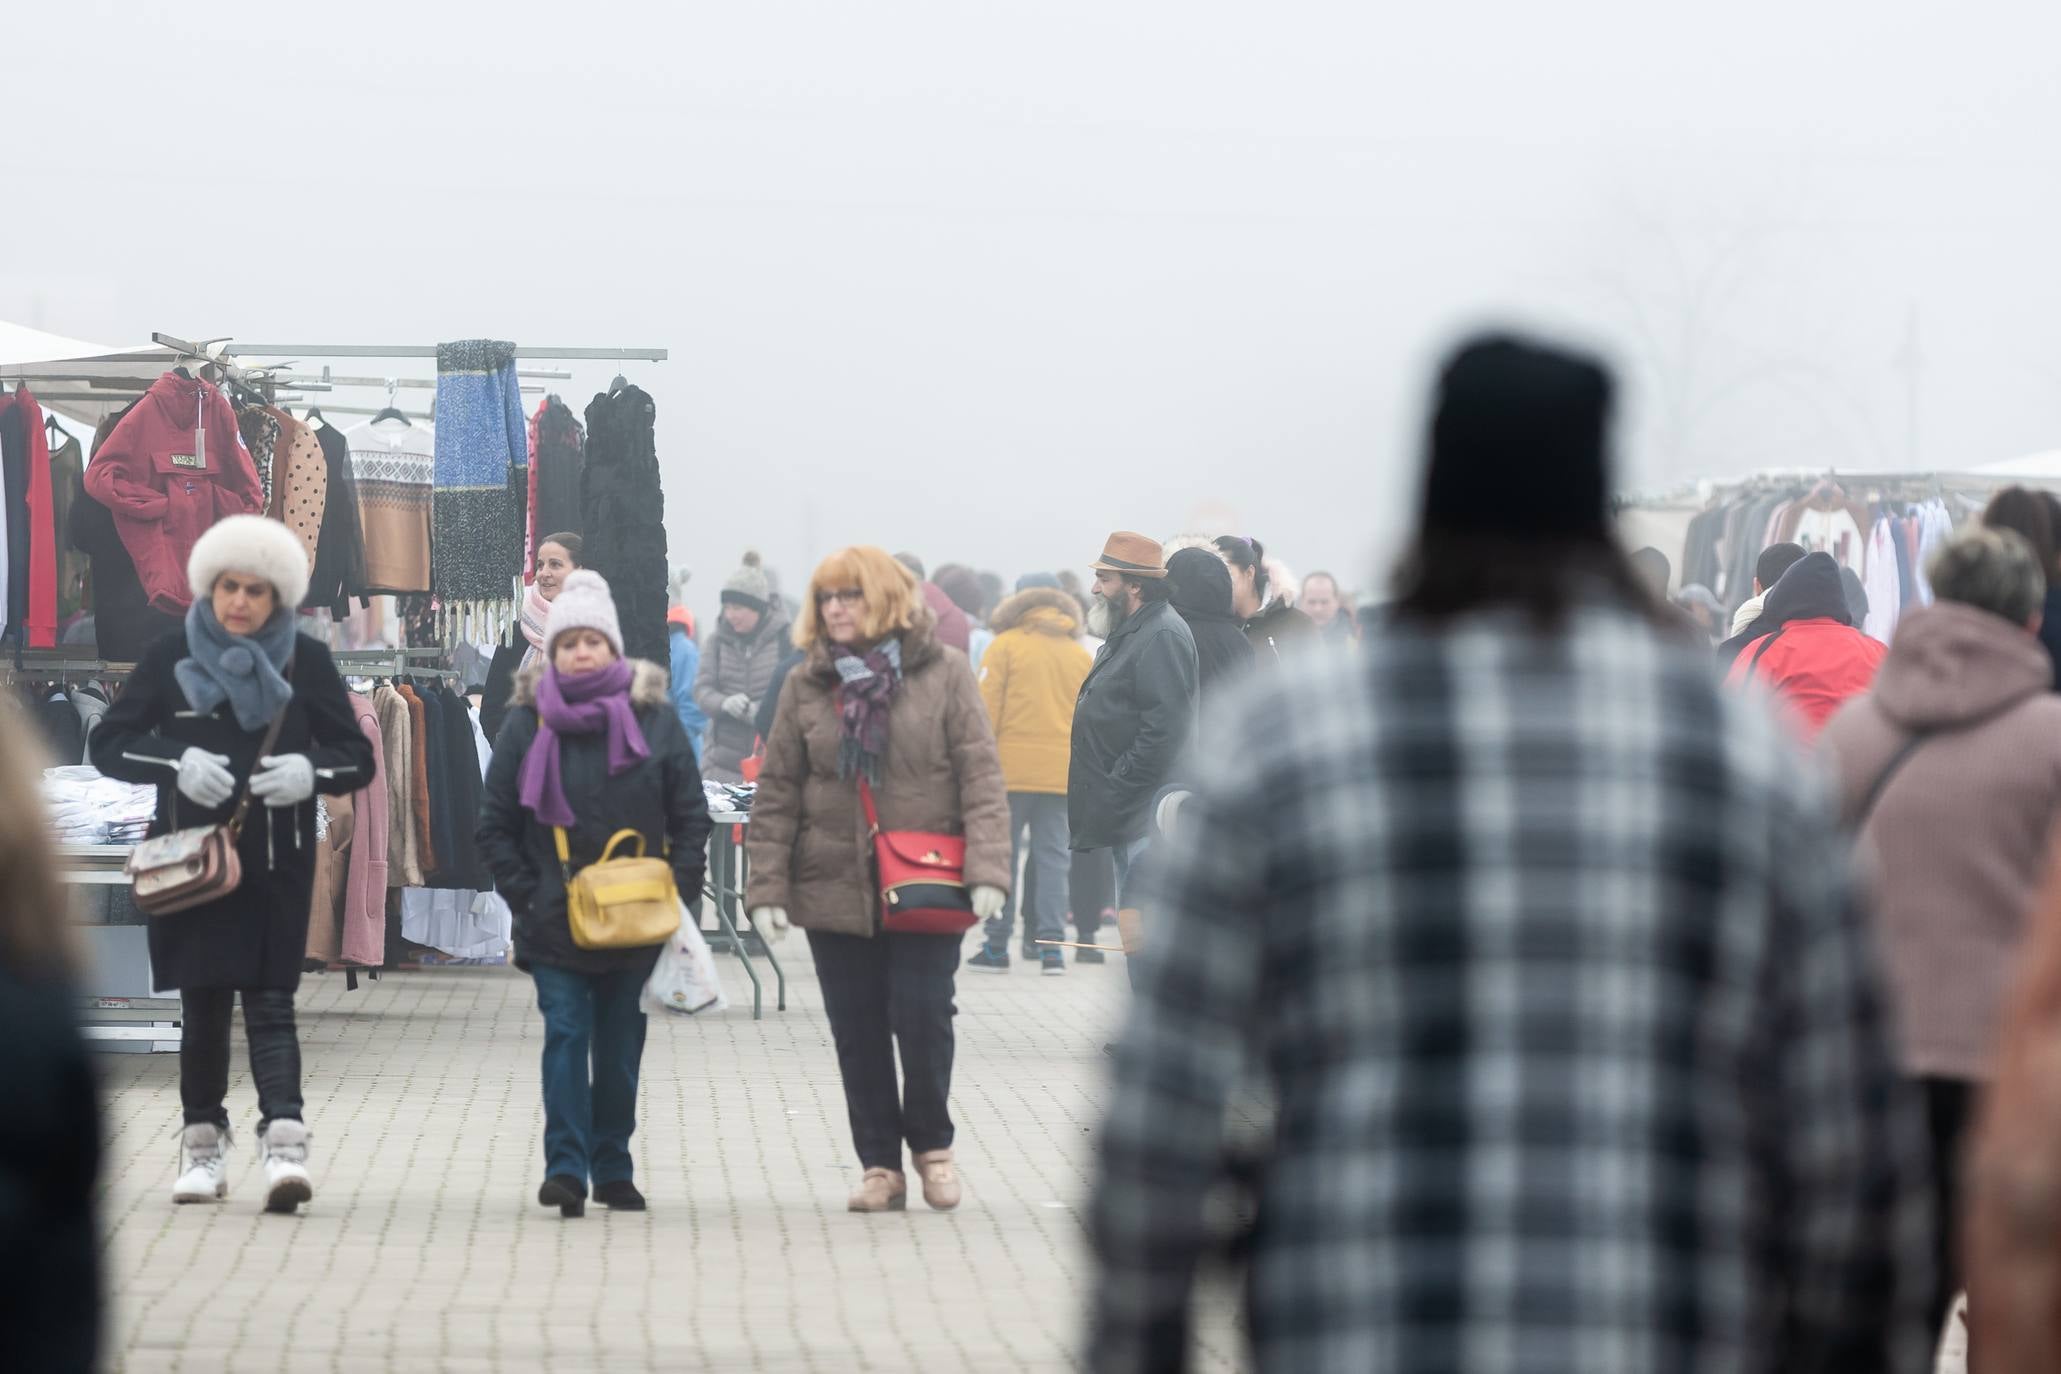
[176,749,236,808]
[721,693,753,719]
[249,754,316,808]
[751,906,791,942]
[1155,789,1192,837]
[970,885,1006,921]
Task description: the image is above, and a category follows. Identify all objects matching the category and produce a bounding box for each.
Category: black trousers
[1920,1075,1978,1338]
[808,929,960,1171]
[1070,847,1116,942]
[180,989,304,1132]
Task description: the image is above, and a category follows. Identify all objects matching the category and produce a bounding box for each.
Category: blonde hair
[794,546,925,651]
[0,700,74,978]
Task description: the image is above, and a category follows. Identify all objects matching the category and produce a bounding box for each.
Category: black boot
[538,1175,587,1218]
[594,1179,647,1211]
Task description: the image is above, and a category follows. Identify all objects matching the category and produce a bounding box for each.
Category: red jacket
[922,580,971,653]
[83,372,264,615]
[1727,617,1886,738]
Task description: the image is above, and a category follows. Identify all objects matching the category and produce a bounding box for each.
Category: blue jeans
[986,793,1070,950]
[531,964,649,1187]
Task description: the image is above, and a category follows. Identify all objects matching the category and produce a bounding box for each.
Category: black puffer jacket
[90,630,377,991]
[477,659,713,975]
[1167,548,1257,702]
[1068,599,1198,851]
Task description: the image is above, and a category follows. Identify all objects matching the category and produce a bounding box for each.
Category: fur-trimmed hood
[990,587,1082,638]
[510,657,672,709]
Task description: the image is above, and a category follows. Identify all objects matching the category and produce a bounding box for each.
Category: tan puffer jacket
[745,613,1011,937]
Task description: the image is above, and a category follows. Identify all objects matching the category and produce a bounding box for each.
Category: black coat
[0,968,100,1374]
[432,686,485,889]
[480,640,527,744]
[91,631,377,991]
[1068,599,1198,851]
[477,659,713,975]
[302,421,368,615]
[1167,547,1257,703]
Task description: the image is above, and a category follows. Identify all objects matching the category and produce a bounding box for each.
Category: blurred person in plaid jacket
[1087,333,1938,1374]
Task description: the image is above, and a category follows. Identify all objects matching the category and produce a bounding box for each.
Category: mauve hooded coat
[1820,601,2061,1079]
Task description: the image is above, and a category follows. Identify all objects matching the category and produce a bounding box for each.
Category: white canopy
[1968,451,2061,482]
[0,322,180,427]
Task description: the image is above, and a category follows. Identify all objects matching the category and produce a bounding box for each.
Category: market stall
[2,327,707,1041]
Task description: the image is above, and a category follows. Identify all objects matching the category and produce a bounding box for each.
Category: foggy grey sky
[9,1,2060,616]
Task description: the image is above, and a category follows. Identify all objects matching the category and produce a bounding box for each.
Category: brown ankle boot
[913,1149,960,1211]
[847,1167,907,1212]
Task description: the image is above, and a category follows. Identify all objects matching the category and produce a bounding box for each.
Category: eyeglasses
[816,587,865,608]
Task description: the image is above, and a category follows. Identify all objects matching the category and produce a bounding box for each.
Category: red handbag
[857,776,976,934]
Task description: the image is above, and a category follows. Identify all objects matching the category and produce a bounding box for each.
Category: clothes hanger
[608,373,629,396]
[370,379,410,428]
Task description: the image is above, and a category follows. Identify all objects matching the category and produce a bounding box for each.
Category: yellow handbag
[554,827,680,950]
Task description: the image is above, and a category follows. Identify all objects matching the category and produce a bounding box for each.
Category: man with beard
[1068,533,1198,960]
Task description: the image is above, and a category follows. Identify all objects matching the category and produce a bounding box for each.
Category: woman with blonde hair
[748,546,1011,1211]
[0,700,101,1371]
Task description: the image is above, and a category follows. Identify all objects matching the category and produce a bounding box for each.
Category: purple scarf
[518,659,649,828]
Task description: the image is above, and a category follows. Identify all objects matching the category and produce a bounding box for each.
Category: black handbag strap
[1743,624,1788,681]
[1855,726,1935,826]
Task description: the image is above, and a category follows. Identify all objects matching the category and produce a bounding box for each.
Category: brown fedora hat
[1090,531,1168,579]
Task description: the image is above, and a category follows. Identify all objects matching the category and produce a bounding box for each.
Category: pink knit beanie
[544,570,625,658]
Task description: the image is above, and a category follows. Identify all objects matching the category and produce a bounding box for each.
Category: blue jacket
[669,627,710,763]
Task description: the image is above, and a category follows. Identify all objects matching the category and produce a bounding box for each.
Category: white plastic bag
[641,900,729,1017]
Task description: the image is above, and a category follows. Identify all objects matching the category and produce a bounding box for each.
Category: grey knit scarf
[175,600,298,731]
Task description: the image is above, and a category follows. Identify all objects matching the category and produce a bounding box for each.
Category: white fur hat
[187,515,311,610]
[544,570,625,657]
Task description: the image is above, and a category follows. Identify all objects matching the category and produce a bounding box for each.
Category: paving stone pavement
[92,938,1964,1374]
[94,937,1250,1374]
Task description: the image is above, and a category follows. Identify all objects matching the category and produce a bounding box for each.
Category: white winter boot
[260,1119,313,1214]
[172,1122,231,1204]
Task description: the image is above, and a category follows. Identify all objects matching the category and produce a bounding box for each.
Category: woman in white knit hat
[92,515,376,1215]
[478,570,713,1217]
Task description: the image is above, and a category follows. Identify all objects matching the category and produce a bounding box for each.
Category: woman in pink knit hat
[478,570,713,1217]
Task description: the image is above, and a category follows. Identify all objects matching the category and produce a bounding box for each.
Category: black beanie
[1420,333,1614,541]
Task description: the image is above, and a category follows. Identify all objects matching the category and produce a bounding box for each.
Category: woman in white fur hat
[92,515,376,1215]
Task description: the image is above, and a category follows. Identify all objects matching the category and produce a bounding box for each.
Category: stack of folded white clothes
[704,780,756,814]
[42,766,158,845]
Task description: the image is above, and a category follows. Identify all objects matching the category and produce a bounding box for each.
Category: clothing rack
[0,653,138,683]
[224,344,668,361]
[332,648,464,681]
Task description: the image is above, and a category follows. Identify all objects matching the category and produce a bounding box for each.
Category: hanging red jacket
[82,372,264,616]
[0,386,57,646]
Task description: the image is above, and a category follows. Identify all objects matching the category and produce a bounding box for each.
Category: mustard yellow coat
[979,588,1094,795]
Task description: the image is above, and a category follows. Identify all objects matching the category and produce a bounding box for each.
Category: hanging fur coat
[581,384,669,666]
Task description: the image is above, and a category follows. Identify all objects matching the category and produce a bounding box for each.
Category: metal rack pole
[225,344,669,362]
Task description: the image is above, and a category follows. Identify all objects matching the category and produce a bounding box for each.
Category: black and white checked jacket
[1089,605,1936,1374]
